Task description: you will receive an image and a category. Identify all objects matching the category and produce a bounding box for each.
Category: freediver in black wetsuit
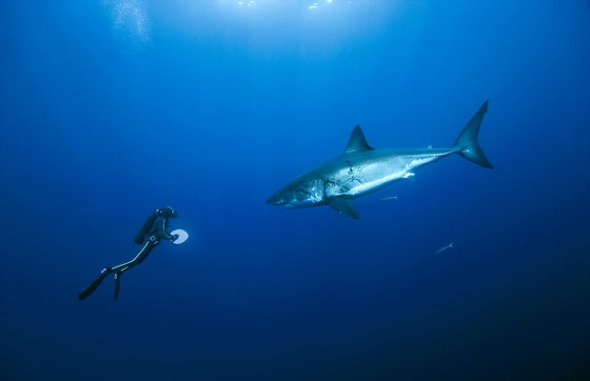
[78,206,179,301]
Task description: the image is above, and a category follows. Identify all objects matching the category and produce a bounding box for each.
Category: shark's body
[267,101,493,219]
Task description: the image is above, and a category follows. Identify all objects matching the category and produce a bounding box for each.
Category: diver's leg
[78,267,113,300]
[111,240,156,273]
[78,239,159,301]
[109,239,158,301]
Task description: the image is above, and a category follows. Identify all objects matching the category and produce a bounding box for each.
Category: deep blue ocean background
[1,1,590,380]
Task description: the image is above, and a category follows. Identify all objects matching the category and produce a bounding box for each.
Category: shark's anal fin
[326,197,360,219]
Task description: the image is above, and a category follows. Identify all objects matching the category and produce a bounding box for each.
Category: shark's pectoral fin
[326,197,360,219]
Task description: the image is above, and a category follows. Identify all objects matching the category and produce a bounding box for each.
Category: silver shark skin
[267,101,493,219]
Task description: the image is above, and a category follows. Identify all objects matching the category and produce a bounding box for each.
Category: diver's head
[159,206,178,218]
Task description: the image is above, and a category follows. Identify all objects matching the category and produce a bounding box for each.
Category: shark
[266,101,493,219]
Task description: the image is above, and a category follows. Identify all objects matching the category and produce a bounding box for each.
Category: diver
[78,206,180,301]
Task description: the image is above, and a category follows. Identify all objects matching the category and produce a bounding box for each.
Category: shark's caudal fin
[454,100,493,169]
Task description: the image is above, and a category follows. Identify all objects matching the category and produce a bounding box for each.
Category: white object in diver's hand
[170,229,189,245]
[380,195,398,202]
[435,242,453,254]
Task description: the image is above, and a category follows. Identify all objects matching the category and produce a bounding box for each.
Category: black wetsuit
[78,208,178,301]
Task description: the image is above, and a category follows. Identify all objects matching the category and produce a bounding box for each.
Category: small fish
[380,195,398,202]
[434,242,453,254]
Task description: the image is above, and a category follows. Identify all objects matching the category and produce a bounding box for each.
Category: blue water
[1,1,590,379]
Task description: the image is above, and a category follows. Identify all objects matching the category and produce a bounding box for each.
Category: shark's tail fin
[454,100,493,169]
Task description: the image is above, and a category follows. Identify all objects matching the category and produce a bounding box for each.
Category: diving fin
[326,197,360,219]
[113,273,121,301]
[78,267,112,300]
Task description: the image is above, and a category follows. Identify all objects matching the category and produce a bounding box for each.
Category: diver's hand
[172,234,179,242]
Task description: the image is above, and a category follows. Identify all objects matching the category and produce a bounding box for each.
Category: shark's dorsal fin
[326,197,360,219]
[344,125,374,154]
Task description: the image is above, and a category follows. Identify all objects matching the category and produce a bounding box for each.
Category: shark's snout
[266,194,284,206]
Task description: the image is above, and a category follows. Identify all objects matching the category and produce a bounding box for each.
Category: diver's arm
[156,216,175,241]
